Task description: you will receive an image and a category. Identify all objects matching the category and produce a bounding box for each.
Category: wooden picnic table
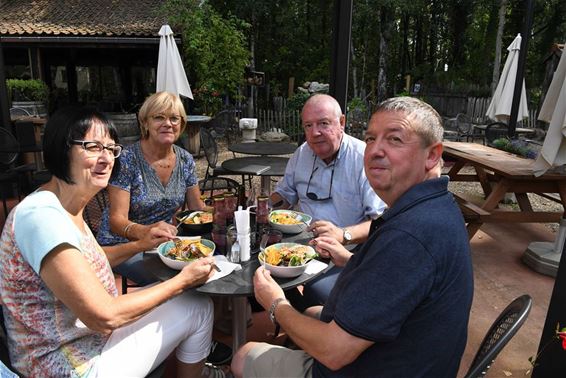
[443,141,566,239]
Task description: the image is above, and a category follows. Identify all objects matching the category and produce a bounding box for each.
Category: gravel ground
[194,140,562,234]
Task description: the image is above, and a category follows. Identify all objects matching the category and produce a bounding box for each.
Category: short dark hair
[43,106,120,184]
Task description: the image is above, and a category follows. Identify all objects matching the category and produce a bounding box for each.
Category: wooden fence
[256,108,302,142]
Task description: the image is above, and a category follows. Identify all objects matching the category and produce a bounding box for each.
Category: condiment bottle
[224,192,237,225]
[256,195,270,234]
[212,195,226,226]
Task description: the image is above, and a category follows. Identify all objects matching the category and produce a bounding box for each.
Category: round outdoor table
[221,156,289,195]
[228,142,296,156]
[141,230,328,351]
[185,115,212,156]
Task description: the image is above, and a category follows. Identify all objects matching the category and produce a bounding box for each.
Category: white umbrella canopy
[533,45,566,176]
[157,25,193,99]
[486,34,529,122]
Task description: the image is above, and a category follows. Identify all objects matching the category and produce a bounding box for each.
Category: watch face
[344,229,352,241]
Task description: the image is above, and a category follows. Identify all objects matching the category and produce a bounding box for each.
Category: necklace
[153,154,174,169]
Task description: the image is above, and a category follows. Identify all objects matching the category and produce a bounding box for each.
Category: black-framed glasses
[306,157,335,201]
[70,140,123,158]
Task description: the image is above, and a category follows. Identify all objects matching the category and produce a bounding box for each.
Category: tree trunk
[377,7,391,102]
[491,0,507,94]
[351,33,358,98]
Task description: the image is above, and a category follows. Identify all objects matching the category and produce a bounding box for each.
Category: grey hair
[374,96,444,146]
[301,94,343,119]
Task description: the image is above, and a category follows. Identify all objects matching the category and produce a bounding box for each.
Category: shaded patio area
[0,156,558,376]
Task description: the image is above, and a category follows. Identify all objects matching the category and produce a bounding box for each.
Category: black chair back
[0,128,19,167]
[198,176,242,200]
[464,295,532,378]
[200,127,220,176]
[13,120,41,152]
[9,107,30,117]
[485,122,509,146]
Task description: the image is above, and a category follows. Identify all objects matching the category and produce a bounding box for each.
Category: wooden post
[288,77,295,98]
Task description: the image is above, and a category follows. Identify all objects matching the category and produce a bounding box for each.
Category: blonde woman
[97,91,206,285]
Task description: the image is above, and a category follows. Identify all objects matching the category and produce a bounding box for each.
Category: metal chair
[0,127,36,217]
[464,295,532,378]
[198,176,242,200]
[13,119,43,171]
[83,189,109,236]
[485,122,510,147]
[200,126,253,191]
[9,107,31,117]
[208,108,241,144]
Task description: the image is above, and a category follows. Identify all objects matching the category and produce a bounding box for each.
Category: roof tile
[0,0,166,37]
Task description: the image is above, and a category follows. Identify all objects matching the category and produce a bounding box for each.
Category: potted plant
[6,79,49,117]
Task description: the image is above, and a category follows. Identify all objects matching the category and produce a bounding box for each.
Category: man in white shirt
[271,94,385,307]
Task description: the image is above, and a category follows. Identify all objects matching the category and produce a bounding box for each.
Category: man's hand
[308,220,343,243]
[309,236,352,268]
[253,266,286,310]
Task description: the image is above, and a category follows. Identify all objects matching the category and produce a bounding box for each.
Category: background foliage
[162,0,250,113]
[164,0,566,112]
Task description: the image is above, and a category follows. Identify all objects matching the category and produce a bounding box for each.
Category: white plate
[258,242,316,278]
[268,210,312,234]
[157,237,215,270]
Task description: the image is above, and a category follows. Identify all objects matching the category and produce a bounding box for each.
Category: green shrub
[287,92,312,111]
[6,79,49,102]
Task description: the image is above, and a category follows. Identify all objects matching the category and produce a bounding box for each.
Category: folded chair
[464,294,532,378]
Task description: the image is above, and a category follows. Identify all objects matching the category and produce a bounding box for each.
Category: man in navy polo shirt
[231,96,473,377]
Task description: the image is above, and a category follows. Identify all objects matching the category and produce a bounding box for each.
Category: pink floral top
[0,191,118,377]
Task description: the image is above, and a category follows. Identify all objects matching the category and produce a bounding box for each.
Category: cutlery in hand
[189,244,221,272]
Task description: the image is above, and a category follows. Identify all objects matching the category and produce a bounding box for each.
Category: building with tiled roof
[0,0,166,38]
[0,0,175,112]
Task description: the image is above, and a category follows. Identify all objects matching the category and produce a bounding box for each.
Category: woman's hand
[308,220,342,242]
[309,236,352,268]
[253,267,285,310]
[179,256,216,287]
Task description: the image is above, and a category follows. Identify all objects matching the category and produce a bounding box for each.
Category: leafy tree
[161,0,250,111]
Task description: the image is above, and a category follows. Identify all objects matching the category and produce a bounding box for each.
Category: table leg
[231,296,248,352]
[467,179,510,238]
[260,176,271,196]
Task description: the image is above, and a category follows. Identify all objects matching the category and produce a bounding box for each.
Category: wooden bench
[452,193,491,222]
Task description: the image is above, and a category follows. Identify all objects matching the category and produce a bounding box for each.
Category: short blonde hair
[138,92,187,140]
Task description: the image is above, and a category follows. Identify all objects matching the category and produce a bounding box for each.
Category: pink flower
[558,329,566,350]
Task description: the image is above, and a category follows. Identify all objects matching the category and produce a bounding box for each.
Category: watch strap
[269,298,287,325]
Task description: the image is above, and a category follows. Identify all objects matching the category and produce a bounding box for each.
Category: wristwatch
[269,298,287,325]
[342,228,352,244]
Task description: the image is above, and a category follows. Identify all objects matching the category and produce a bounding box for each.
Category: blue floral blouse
[96,142,198,246]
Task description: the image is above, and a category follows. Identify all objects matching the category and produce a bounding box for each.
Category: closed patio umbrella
[533,45,566,176]
[486,34,529,122]
[157,25,193,99]
[523,44,566,278]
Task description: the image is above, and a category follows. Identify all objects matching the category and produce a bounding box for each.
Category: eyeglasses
[151,114,182,126]
[70,140,123,158]
[306,157,335,201]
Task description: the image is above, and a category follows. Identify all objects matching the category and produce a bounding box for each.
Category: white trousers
[91,290,213,378]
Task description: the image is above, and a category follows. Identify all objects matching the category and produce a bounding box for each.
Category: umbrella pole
[508,0,534,138]
[522,217,566,277]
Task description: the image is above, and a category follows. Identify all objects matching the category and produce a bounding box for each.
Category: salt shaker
[230,240,241,263]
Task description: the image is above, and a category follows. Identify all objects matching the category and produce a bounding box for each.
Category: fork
[189,244,221,272]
